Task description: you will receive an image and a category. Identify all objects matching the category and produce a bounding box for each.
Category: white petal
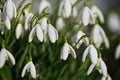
[82,7,90,26]
[21,62,31,77]
[99,25,110,48]
[115,44,120,59]
[40,17,48,30]
[39,0,51,14]
[0,51,6,68]
[4,16,11,30]
[16,23,23,39]
[28,27,36,42]
[89,9,95,25]
[4,0,14,20]
[12,1,17,18]
[48,24,58,43]
[60,43,69,60]
[92,6,104,23]
[30,62,36,78]
[72,6,78,18]
[56,17,65,32]
[89,45,98,65]
[82,46,90,62]
[87,64,95,75]
[43,29,47,43]
[68,44,76,59]
[99,59,107,77]
[36,25,43,42]
[25,13,33,30]
[58,1,64,17]
[63,0,72,18]
[92,25,100,47]
[101,76,106,80]
[5,49,15,65]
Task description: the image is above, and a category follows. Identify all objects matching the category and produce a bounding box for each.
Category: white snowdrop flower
[58,0,72,18]
[92,24,110,49]
[115,44,120,59]
[3,0,16,20]
[21,61,36,79]
[73,30,89,49]
[60,42,76,60]
[38,0,52,14]
[91,5,104,23]
[99,58,107,77]
[56,17,65,32]
[4,16,11,30]
[25,13,33,30]
[107,12,120,33]
[28,24,43,42]
[48,24,58,43]
[0,48,15,68]
[82,44,98,65]
[15,23,23,39]
[82,6,95,26]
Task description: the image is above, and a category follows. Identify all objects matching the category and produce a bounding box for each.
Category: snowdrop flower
[98,58,107,77]
[38,0,52,14]
[91,5,104,23]
[107,12,120,33]
[73,30,89,49]
[82,44,98,65]
[92,24,110,49]
[3,0,16,20]
[0,48,15,68]
[58,0,72,18]
[82,4,95,26]
[48,24,58,43]
[28,24,43,42]
[21,61,36,78]
[60,42,76,60]
[15,23,23,39]
[56,17,65,32]
[115,44,120,59]
[4,16,11,30]
[40,18,58,43]
[24,13,33,30]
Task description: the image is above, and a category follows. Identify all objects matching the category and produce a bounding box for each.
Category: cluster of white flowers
[0,0,113,79]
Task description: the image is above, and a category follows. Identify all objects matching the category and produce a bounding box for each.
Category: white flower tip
[87,64,95,75]
[48,24,58,43]
[82,7,90,26]
[16,24,23,39]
